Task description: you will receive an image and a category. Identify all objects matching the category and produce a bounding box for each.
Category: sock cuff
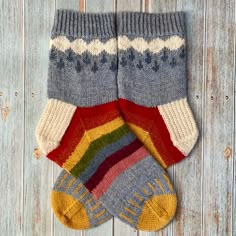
[117,11,185,38]
[51,9,116,39]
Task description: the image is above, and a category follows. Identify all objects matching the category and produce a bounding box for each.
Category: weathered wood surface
[0,0,235,235]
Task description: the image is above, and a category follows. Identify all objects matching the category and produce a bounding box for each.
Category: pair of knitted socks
[36,10,198,231]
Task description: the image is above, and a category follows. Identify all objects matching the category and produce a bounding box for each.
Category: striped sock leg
[117,12,199,168]
[37,10,177,231]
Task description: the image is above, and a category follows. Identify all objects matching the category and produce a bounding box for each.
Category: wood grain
[0,0,23,235]
[174,0,205,235]
[202,0,235,235]
[23,1,55,235]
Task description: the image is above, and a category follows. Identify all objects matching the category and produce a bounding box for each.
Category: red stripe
[85,139,142,191]
[119,98,185,166]
[47,101,120,166]
[92,147,149,199]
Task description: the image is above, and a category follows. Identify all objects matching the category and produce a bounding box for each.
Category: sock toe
[137,194,177,231]
[51,190,90,229]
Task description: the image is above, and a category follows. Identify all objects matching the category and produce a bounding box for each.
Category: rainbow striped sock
[36,10,177,231]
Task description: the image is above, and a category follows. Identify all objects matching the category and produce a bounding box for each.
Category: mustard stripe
[79,189,89,200]
[93,209,106,219]
[128,199,141,209]
[119,213,134,224]
[128,123,167,168]
[63,117,124,171]
[142,188,150,196]
[90,202,101,212]
[154,178,165,192]
[85,196,93,205]
[147,182,156,193]
[95,216,111,225]
[72,183,83,195]
[124,207,137,216]
[163,174,173,191]
[57,173,69,189]
[133,193,143,201]
[64,178,76,191]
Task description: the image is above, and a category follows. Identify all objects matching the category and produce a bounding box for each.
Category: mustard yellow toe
[137,194,177,231]
[51,190,90,229]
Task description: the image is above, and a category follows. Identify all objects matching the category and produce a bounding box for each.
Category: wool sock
[51,170,112,229]
[36,10,177,231]
[117,12,199,168]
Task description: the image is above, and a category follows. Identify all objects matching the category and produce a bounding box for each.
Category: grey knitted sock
[117,12,199,168]
[36,10,177,231]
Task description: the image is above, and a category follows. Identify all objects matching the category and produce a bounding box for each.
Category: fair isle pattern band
[50,37,117,55]
[118,35,185,54]
[47,11,118,108]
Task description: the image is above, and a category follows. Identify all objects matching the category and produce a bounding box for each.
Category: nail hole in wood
[15,92,18,96]
[225,96,229,100]
[32,93,35,98]
[211,95,214,100]
[196,95,199,99]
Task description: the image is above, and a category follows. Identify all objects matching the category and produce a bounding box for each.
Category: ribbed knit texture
[35,10,177,231]
[51,10,115,39]
[117,12,199,168]
[117,12,185,37]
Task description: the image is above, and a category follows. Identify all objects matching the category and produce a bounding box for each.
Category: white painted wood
[23,1,55,235]
[0,0,24,235]
[201,0,235,235]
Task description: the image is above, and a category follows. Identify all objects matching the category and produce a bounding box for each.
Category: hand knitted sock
[117,12,199,168]
[36,10,177,231]
[51,170,112,229]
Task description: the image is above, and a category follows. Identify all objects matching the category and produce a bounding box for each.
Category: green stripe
[71,124,129,177]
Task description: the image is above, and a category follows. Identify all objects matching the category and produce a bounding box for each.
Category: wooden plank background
[0,0,235,235]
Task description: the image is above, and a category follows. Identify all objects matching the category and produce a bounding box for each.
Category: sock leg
[117,12,199,168]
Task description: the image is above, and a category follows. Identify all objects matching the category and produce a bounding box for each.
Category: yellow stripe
[85,196,93,205]
[133,193,143,201]
[95,216,111,225]
[142,188,150,196]
[124,207,137,216]
[64,178,76,191]
[147,182,156,193]
[72,183,83,195]
[163,174,173,191]
[119,213,134,224]
[154,178,165,192]
[128,123,167,168]
[63,117,124,171]
[93,209,106,219]
[128,199,141,209]
[79,189,89,200]
[90,202,101,212]
[57,173,69,188]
